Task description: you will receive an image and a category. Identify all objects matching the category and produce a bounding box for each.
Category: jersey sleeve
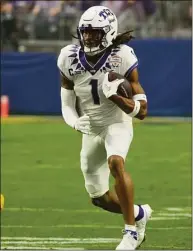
[57,45,74,81]
[119,45,138,78]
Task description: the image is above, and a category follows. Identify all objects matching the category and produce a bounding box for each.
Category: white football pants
[80,122,133,198]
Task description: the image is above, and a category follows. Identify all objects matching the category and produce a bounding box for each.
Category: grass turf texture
[1,117,192,250]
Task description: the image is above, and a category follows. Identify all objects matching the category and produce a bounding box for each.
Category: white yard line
[1,225,191,231]
[1,238,120,244]
[0,237,189,250]
[4,207,191,213]
[150,216,190,220]
[2,240,118,244]
[1,245,187,250]
[158,213,192,217]
[1,238,119,250]
[1,237,119,241]
[1,247,84,250]
[1,236,191,250]
[165,207,191,211]
[4,208,101,213]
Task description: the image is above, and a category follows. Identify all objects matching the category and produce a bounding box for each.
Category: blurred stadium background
[1,0,192,250]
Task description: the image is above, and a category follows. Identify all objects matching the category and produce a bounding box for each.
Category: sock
[135,205,144,221]
[125,224,136,232]
[134,204,139,218]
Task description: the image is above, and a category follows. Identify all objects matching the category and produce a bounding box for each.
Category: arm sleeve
[61,87,79,128]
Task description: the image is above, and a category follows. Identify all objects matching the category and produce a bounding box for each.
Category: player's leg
[91,190,152,248]
[81,126,152,249]
[105,122,137,249]
[80,132,142,228]
[92,155,135,224]
[110,155,136,224]
[87,123,141,219]
[106,122,135,224]
[80,131,137,216]
[80,132,110,199]
[91,190,121,213]
[91,190,142,218]
[103,122,153,249]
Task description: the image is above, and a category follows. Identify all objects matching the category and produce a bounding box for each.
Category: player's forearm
[61,88,79,128]
[109,95,147,120]
[110,95,135,114]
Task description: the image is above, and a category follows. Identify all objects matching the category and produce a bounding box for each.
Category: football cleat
[116,229,138,250]
[136,204,153,247]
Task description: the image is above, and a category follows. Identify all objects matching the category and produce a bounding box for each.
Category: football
[108,71,133,99]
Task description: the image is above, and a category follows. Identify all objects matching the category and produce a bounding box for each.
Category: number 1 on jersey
[89,79,100,105]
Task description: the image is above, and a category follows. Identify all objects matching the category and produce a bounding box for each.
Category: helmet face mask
[78,6,118,56]
[80,28,105,49]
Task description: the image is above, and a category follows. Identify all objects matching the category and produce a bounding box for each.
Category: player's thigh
[105,122,133,161]
[80,133,110,198]
[80,133,106,173]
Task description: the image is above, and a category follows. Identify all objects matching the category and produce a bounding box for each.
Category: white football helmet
[77,6,118,56]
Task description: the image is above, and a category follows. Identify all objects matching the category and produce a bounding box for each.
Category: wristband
[129,100,141,117]
[133,94,147,102]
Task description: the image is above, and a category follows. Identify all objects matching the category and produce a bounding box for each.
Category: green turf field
[1,117,192,250]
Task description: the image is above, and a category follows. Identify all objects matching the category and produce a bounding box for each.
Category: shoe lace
[122,229,127,235]
[122,229,137,240]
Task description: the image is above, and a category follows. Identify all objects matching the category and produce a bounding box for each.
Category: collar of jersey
[79,49,111,75]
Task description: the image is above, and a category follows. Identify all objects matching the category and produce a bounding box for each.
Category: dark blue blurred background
[1,0,192,117]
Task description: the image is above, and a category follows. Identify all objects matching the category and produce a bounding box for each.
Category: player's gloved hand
[74,114,90,134]
[102,72,124,98]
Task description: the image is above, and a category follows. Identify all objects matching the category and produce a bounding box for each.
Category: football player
[58,6,152,250]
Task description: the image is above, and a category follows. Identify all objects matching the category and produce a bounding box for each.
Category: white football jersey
[57,44,138,128]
